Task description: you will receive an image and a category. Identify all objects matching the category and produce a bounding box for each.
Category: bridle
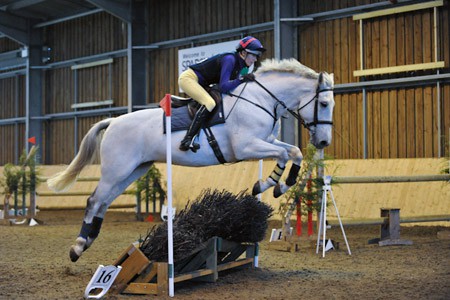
[228,73,334,130]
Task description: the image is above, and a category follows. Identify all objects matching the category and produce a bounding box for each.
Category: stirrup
[180,134,200,152]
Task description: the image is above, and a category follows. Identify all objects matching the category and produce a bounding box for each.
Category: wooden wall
[0,76,25,163]
[146,0,274,101]
[298,0,450,159]
[41,13,128,163]
[0,38,24,163]
[0,1,449,165]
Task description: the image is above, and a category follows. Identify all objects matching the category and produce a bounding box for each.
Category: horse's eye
[320,101,328,108]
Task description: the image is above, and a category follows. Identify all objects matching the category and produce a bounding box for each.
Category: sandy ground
[1,210,449,300]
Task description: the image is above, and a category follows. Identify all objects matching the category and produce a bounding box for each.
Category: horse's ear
[318,72,327,90]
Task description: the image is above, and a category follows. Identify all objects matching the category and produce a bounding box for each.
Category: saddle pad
[163,102,225,133]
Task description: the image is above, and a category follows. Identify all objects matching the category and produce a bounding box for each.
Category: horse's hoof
[252,181,261,196]
[69,247,80,262]
[273,184,283,198]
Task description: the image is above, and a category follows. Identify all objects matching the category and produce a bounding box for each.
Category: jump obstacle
[105,237,256,297]
[0,146,39,226]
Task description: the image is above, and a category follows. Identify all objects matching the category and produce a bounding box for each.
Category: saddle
[170,85,223,118]
[162,86,225,133]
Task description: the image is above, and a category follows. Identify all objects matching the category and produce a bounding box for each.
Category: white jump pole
[254,159,263,268]
[160,94,174,297]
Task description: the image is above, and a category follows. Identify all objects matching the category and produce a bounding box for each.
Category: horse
[47,58,335,262]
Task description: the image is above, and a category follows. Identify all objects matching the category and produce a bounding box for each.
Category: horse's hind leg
[69,162,152,262]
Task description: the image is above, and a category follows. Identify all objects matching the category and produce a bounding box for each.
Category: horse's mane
[256,58,318,79]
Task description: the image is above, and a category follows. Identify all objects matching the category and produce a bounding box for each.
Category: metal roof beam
[0,49,27,71]
[137,22,274,50]
[86,0,130,23]
[297,0,428,22]
[0,0,46,10]
[0,69,26,79]
[0,10,29,45]
[34,8,103,28]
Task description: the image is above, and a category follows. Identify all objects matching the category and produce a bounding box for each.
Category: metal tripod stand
[316,175,352,257]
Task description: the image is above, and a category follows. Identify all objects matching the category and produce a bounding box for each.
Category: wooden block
[157,262,168,296]
[111,244,151,294]
[123,283,158,295]
[199,238,218,282]
[267,240,293,252]
[217,258,253,272]
[437,231,450,240]
[220,244,246,264]
[177,237,216,274]
[217,238,240,252]
[133,263,158,283]
[378,239,413,246]
[174,268,215,283]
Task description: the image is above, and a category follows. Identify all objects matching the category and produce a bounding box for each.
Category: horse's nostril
[319,140,329,148]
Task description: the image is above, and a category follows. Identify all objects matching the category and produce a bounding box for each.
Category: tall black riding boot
[179,105,210,152]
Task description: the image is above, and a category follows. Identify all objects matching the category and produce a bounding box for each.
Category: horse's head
[298,72,335,149]
[252,58,335,149]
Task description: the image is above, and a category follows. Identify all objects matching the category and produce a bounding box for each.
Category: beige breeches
[178,68,216,112]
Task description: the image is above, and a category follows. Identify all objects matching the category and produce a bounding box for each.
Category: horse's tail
[47,118,114,192]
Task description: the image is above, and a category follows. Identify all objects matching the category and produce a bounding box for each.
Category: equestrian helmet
[237,36,266,56]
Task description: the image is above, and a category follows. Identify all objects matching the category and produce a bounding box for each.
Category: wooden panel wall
[0,38,20,52]
[147,0,273,42]
[299,0,449,159]
[146,0,274,100]
[40,13,128,164]
[44,68,73,114]
[46,12,127,62]
[0,76,25,163]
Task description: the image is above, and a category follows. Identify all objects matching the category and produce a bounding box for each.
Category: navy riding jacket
[189,52,247,93]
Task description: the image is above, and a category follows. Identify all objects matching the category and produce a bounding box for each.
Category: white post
[254,159,263,268]
[322,187,327,258]
[257,159,263,202]
[161,94,174,297]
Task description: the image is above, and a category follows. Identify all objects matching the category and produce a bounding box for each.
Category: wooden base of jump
[368,208,413,246]
[109,236,256,296]
[437,231,450,240]
[268,235,316,252]
[0,209,40,226]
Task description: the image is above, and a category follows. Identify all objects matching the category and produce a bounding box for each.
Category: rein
[228,76,334,129]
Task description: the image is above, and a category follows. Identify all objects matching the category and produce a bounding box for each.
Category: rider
[178,36,266,152]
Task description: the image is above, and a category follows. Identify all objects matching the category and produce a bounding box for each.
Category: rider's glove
[241,73,255,82]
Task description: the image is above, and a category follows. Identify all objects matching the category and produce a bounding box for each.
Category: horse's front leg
[252,162,286,196]
[251,139,303,198]
[271,140,303,197]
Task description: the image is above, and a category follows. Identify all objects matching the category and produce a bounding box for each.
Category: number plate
[84,265,122,299]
